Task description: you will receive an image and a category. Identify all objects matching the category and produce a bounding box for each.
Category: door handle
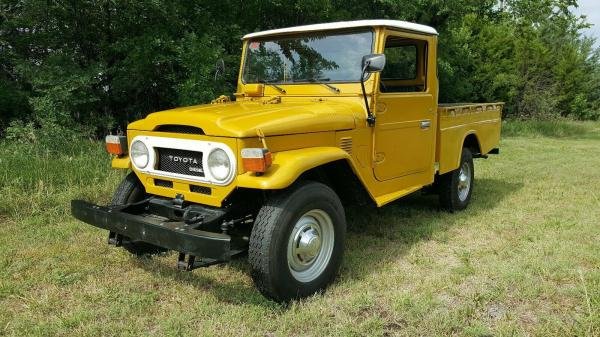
[420,120,431,129]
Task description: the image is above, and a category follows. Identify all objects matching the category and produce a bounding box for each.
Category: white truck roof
[242,19,438,39]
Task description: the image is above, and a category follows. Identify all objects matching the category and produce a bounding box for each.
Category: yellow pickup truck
[72,20,502,302]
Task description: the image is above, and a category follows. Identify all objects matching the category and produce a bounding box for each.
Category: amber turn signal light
[241,148,272,173]
[105,135,128,156]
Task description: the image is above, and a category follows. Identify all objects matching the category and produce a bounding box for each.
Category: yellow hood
[127,99,364,137]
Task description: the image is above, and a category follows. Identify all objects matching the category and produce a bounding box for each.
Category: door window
[380,36,427,93]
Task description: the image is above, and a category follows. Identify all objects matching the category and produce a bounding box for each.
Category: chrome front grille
[156,148,204,177]
[132,136,235,186]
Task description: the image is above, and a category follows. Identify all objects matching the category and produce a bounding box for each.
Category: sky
[573,0,600,48]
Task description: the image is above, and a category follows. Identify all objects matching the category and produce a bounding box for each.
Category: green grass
[1,121,599,336]
[501,119,600,139]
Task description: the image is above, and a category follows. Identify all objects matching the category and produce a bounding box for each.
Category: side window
[382,45,417,80]
[380,36,427,93]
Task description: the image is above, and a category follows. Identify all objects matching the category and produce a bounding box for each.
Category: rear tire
[111,172,166,255]
[248,181,346,302]
[439,148,474,212]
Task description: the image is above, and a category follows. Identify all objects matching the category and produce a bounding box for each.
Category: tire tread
[248,181,345,301]
[439,148,474,212]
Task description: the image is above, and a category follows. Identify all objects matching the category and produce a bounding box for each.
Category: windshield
[242,30,373,84]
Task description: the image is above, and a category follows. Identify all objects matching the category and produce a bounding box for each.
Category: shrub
[5,120,93,155]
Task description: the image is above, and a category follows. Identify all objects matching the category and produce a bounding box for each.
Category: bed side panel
[436,104,502,174]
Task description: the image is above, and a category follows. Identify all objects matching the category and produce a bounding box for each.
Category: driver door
[373,31,436,182]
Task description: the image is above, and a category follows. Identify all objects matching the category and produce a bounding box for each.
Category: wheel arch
[438,130,482,175]
[462,132,482,155]
[296,159,374,207]
[236,147,374,206]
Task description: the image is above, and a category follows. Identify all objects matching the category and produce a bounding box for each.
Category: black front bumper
[71,200,233,261]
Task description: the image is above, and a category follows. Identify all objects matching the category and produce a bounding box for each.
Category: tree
[0,0,598,139]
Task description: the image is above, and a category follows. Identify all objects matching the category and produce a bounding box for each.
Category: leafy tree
[0,0,598,140]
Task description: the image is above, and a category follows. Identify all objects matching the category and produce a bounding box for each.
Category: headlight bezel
[207,147,232,182]
[130,140,149,169]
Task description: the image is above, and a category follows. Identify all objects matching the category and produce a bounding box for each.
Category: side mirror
[361,54,386,73]
[360,54,385,127]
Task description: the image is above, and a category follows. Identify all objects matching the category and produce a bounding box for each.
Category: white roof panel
[242,20,438,39]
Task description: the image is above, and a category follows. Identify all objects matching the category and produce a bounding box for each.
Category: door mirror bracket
[360,54,386,127]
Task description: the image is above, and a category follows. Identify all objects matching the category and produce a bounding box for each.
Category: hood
[128,99,364,137]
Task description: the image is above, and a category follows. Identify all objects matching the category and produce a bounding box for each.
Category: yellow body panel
[437,104,503,174]
[237,147,350,189]
[111,156,131,169]
[373,30,438,187]
[115,25,502,208]
[127,98,362,137]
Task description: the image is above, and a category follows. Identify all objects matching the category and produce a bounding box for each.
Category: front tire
[248,181,346,302]
[439,148,474,212]
[111,172,166,255]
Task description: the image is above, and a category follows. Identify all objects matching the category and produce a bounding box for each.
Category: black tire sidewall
[452,148,474,210]
[110,172,165,255]
[111,172,146,206]
[257,182,346,300]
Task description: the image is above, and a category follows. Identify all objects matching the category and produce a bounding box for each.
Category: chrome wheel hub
[287,209,335,283]
[294,227,321,263]
[457,162,471,202]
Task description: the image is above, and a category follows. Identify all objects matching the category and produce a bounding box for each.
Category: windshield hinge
[211,95,231,104]
[262,96,282,105]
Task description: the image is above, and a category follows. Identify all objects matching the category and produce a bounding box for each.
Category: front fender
[111,156,131,169]
[236,147,351,190]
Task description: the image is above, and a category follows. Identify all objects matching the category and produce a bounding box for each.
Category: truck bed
[436,102,503,174]
[438,102,504,112]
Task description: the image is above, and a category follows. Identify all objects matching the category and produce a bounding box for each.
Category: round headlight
[208,148,231,181]
[130,140,149,169]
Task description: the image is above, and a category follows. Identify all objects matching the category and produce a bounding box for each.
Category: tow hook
[108,231,123,246]
[177,253,221,271]
[182,208,205,226]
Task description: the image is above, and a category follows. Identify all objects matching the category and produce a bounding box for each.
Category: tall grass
[501,119,600,138]
[0,140,122,221]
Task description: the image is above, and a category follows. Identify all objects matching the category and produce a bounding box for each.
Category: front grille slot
[154,125,204,135]
[190,185,211,195]
[154,179,173,188]
[156,148,204,177]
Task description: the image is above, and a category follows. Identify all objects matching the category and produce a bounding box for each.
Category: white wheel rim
[287,209,335,283]
[457,162,471,202]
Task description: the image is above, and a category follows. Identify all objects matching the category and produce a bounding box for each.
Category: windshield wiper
[293,78,340,94]
[257,80,286,94]
[320,82,341,94]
